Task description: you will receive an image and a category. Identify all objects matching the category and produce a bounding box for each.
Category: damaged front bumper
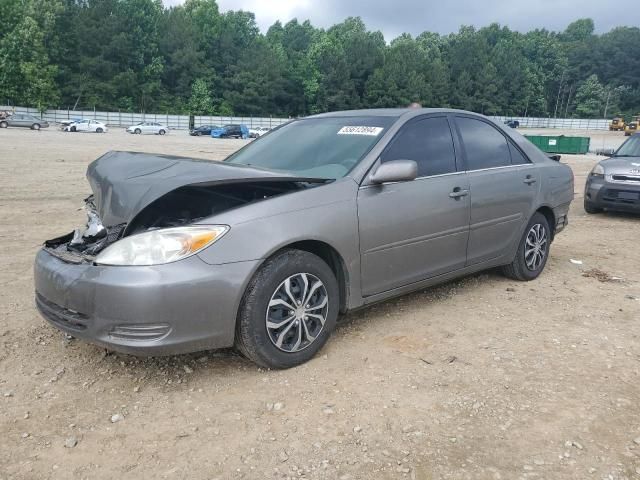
[34,248,259,355]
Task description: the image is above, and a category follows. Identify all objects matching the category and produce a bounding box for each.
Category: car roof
[307,107,482,120]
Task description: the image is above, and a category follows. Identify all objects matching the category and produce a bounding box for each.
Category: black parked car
[189,125,219,136]
[504,120,520,129]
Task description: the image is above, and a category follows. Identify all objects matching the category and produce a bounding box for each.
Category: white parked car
[64,119,108,133]
[249,126,270,138]
[126,122,169,135]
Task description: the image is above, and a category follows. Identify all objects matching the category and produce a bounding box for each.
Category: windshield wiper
[612,154,639,158]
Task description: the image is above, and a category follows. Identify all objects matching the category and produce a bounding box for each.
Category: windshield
[225,116,396,179]
[614,134,640,157]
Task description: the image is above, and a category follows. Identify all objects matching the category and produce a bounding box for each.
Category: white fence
[1,106,290,130]
[2,105,611,131]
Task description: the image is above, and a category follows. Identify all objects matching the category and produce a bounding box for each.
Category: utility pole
[553,71,565,119]
[563,84,573,118]
[603,89,612,119]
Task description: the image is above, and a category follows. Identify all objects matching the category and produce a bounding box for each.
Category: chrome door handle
[449,188,469,199]
[524,176,537,185]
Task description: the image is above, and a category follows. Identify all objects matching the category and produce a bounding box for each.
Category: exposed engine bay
[44,180,316,263]
[42,151,331,264]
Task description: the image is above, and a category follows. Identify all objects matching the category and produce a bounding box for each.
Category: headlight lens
[590,164,605,177]
[95,225,228,266]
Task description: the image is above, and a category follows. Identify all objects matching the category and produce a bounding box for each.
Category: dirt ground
[1,127,639,480]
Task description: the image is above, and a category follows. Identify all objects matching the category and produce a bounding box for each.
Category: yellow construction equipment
[624,115,640,136]
[609,117,625,131]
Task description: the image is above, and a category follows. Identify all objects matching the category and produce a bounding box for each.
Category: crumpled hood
[87,151,324,227]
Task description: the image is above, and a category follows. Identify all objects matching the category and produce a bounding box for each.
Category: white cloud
[218,0,312,29]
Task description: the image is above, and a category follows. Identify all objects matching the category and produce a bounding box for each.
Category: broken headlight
[95,225,229,266]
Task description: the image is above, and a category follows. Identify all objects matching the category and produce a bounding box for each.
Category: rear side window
[456,117,511,170]
[381,117,457,177]
[508,143,530,165]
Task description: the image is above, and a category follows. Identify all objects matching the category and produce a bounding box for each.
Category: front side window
[381,116,457,177]
[226,116,396,179]
[456,117,511,170]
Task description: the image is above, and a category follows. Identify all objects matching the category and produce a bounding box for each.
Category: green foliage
[0,3,639,119]
[0,0,62,109]
[188,78,213,115]
[574,74,605,117]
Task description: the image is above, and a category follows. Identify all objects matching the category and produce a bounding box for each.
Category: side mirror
[369,160,418,184]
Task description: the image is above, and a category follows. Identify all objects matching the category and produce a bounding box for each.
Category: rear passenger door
[9,114,24,127]
[358,115,470,296]
[453,115,539,266]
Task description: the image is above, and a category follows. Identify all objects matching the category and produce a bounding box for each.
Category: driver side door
[357,115,471,297]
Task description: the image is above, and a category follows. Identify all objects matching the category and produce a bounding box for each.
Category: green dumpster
[525,135,590,155]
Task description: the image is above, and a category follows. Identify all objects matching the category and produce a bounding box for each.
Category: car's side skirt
[351,254,511,311]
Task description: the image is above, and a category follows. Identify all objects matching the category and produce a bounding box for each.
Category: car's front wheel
[502,212,551,281]
[32,123,40,130]
[159,129,166,135]
[96,127,103,133]
[134,128,141,134]
[236,249,339,369]
[0,121,7,128]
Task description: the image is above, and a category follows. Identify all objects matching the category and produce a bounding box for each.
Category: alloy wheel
[266,273,329,353]
[524,223,547,271]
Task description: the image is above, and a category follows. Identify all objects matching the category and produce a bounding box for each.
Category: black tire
[235,249,339,369]
[96,127,103,133]
[134,128,141,134]
[0,121,7,128]
[502,212,551,281]
[159,129,166,135]
[197,131,202,136]
[70,126,76,132]
[584,199,603,214]
[32,123,40,130]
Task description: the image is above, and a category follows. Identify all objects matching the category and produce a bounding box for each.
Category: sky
[162,0,639,40]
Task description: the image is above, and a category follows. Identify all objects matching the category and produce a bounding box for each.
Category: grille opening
[612,175,640,182]
[36,293,88,331]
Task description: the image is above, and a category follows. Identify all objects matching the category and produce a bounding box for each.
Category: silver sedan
[35,108,574,368]
[126,122,168,135]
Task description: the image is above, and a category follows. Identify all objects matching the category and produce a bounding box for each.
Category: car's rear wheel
[96,127,103,133]
[584,199,603,214]
[0,121,7,128]
[159,129,166,135]
[236,249,339,369]
[32,123,40,130]
[502,212,550,281]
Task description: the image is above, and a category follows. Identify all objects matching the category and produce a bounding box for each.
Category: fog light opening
[108,324,171,342]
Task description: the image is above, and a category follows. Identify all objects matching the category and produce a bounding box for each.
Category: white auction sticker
[337,126,383,136]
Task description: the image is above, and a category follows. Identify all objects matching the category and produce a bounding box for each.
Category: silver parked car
[34,108,574,368]
[126,122,168,135]
[584,133,640,214]
[0,113,49,130]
